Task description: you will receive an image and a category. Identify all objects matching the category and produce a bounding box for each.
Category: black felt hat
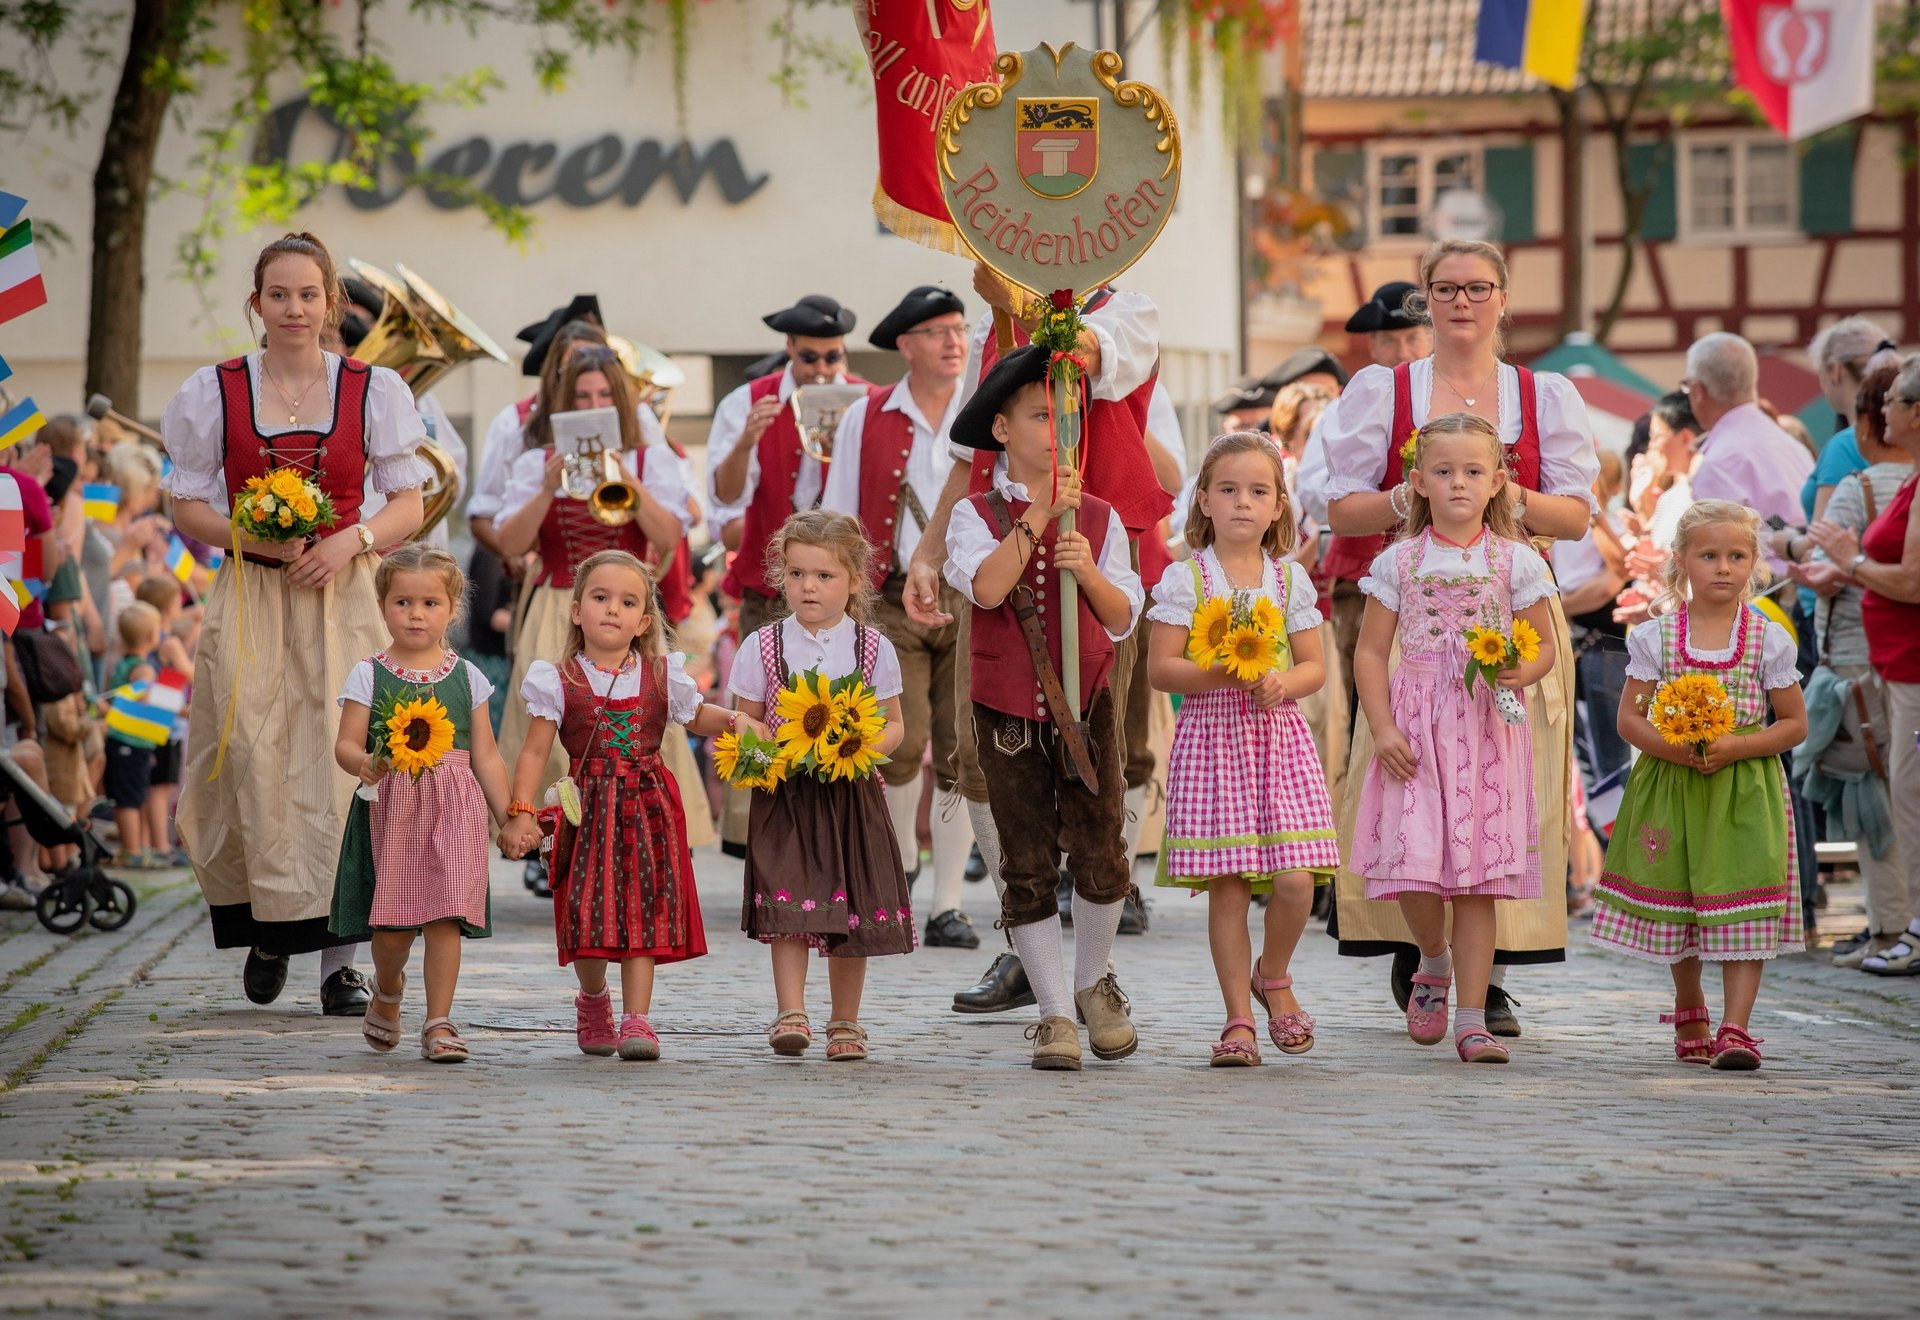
[951,344,1050,452]
[743,349,789,383]
[515,295,604,377]
[1214,347,1350,414]
[763,295,856,339]
[1344,280,1420,334]
[869,285,966,351]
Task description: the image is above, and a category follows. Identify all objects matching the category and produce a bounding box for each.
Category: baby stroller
[0,753,135,935]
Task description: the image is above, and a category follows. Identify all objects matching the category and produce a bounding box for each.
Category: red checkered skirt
[366,750,491,932]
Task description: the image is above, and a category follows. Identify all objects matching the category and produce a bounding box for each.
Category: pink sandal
[1710,1022,1764,1071]
[617,1013,661,1061]
[1405,972,1451,1045]
[1661,1006,1714,1065]
[1210,1018,1261,1067]
[1455,1027,1510,1064]
[1250,960,1314,1055]
[575,989,617,1057]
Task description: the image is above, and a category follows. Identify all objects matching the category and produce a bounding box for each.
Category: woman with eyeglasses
[1802,354,1920,977]
[1318,238,1601,1035]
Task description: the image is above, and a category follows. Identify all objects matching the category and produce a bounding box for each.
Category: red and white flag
[1723,1,1875,141]
[0,474,22,635]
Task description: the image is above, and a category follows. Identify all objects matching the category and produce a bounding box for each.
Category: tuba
[607,335,687,426]
[347,259,510,540]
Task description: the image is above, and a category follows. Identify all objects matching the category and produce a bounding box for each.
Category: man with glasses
[820,285,979,948]
[1679,332,1814,578]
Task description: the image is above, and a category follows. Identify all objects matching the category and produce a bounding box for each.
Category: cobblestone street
[4,851,1918,1318]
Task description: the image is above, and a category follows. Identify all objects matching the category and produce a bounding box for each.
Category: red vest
[967,490,1117,721]
[217,355,369,567]
[853,383,919,589]
[720,371,867,600]
[1320,361,1542,584]
[531,448,651,590]
[655,431,694,624]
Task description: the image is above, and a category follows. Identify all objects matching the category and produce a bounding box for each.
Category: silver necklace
[1434,362,1498,409]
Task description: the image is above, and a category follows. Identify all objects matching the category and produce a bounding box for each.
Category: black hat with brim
[869,285,966,350]
[743,349,789,384]
[764,295,856,339]
[951,344,1050,453]
[1344,280,1420,334]
[515,295,604,377]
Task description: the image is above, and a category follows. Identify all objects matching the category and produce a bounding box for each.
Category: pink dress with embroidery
[1352,530,1543,900]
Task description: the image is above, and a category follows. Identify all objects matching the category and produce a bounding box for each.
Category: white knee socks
[1121,783,1151,861]
[1071,893,1125,992]
[319,944,356,983]
[1009,916,1071,1020]
[1488,963,1507,988]
[968,798,1006,902]
[927,788,974,918]
[883,780,922,875]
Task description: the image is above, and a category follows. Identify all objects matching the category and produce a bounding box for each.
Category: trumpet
[561,442,642,527]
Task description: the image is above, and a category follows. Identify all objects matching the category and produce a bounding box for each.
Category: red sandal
[1710,1022,1764,1071]
[1210,1018,1261,1067]
[1660,1006,1714,1065]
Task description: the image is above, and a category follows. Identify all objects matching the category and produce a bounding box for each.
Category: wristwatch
[1850,552,1869,576]
[352,523,375,554]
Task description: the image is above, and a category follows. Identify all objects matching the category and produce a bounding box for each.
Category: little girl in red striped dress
[1146,432,1340,1067]
[332,545,511,1063]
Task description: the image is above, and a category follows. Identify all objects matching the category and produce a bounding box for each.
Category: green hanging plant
[1157,0,1298,147]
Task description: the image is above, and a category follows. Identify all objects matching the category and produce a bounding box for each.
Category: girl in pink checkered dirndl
[1349,415,1561,1066]
[332,546,513,1065]
[1146,433,1340,1068]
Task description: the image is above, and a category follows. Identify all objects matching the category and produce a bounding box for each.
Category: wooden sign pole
[1053,367,1082,717]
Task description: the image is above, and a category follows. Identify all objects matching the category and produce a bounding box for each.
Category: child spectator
[105,601,164,867]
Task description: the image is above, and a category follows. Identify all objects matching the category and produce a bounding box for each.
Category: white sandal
[361,973,404,1053]
[420,1016,470,1063]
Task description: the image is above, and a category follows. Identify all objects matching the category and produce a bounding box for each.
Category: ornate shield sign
[939,43,1180,299]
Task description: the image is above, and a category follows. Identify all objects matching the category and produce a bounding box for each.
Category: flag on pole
[16,538,44,604]
[0,353,12,385]
[1723,1,1875,141]
[164,534,197,583]
[0,192,24,229]
[856,0,999,255]
[1475,0,1589,91]
[0,219,48,327]
[107,669,191,748]
[82,483,121,522]
[0,395,45,451]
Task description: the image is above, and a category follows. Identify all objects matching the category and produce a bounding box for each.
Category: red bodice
[216,355,370,566]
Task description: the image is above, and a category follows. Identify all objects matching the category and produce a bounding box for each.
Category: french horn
[348,259,510,540]
[787,384,866,464]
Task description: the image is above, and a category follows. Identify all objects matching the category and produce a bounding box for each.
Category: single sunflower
[1510,617,1542,664]
[774,669,839,763]
[711,729,741,782]
[1189,596,1235,666]
[1219,625,1279,682]
[1466,628,1510,667]
[1248,595,1283,636]
[384,694,455,777]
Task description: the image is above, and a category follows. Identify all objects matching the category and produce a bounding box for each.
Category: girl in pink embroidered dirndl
[1146,433,1340,1067]
[1351,414,1559,1065]
[332,546,510,1063]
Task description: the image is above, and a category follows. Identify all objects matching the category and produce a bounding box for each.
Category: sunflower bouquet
[1188,593,1287,682]
[353,688,456,802]
[1462,619,1541,725]
[771,668,890,784]
[712,726,789,792]
[1645,673,1739,758]
[232,466,335,542]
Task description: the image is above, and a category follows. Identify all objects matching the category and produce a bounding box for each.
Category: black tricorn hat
[869,285,967,351]
[951,344,1050,453]
[743,349,789,384]
[1344,280,1420,334]
[516,295,604,377]
[764,295,856,339]
[1214,347,1350,414]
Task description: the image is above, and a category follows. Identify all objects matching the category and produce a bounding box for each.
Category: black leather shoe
[1117,884,1149,935]
[965,844,986,882]
[242,948,288,1005]
[924,909,981,949]
[952,952,1036,1014]
[1057,870,1073,925]
[1484,984,1523,1038]
[1390,946,1418,1012]
[320,967,371,1017]
[524,857,551,899]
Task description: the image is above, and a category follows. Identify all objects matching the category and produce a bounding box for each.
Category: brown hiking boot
[1074,974,1138,1060]
[1025,1015,1082,1071]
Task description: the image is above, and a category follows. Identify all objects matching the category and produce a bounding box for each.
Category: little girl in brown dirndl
[730,512,913,1062]
[499,551,747,1063]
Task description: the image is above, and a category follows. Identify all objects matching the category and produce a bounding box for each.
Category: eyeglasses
[1427,281,1503,303]
[900,324,968,343]
[794,349,846,366]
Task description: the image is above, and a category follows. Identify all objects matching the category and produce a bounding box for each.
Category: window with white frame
[1680,137,1796,238]
[1369,143,1480,240]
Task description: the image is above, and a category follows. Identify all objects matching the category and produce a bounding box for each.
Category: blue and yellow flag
[83,482,120,522]
[1475,0,1588,91]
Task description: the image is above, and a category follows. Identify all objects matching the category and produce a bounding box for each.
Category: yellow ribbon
[206,515,254,782]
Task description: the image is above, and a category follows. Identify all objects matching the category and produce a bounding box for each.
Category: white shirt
[943,458,1143,641]
[818,375,959,568]
[520,653,703,725]
[1647,474,1692,551]
[496,410,693,534]
[338,653,494,710]
[465,398,528,522]
[360,391,468,548]
[1145,380,1187,484]
[1550,514,1621,598]
[948,290,1161,466]
[160,353,430,510]
[1298,359,1601,516]
[1357,534,1559,614]
[1624,612,1799,691]
[728,614,904,703]
[703,364,834,539]
[1146,547,1322,635]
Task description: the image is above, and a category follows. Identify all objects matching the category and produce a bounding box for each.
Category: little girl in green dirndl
[1592,500,1808,1072]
